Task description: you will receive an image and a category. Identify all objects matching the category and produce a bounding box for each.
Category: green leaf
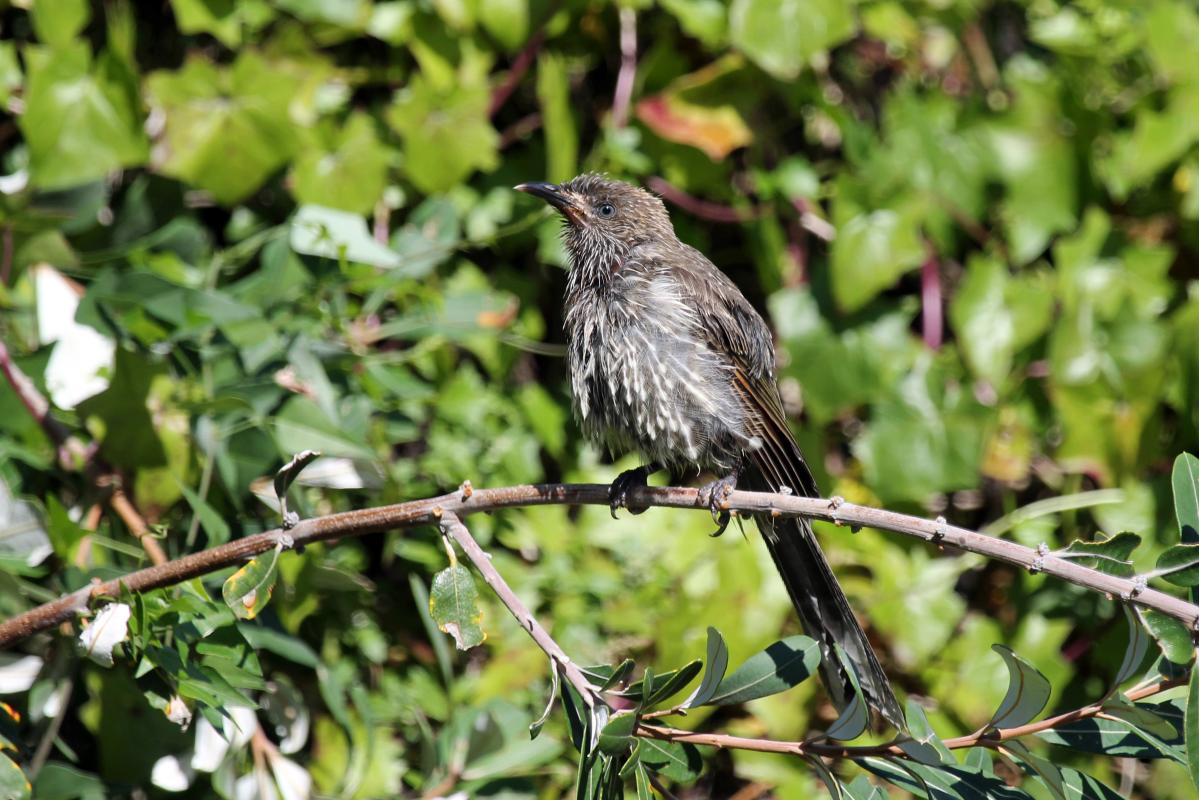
[636,737,703,782]
[169,0,275,47]
[273,449,321,527]
[145,52,302,204]
[706,635,820,706]
[1001,740,1066,800]
[31,0,91,47]
[1100,696,1179,740]
[597,713,637,756]
[1188,657,1199,790]
[1113,605,1151,690]
[177,481,230,546]
[683,627,729,708]
[1139,609,1195,664]
[987,645,1051,730]
[643,660,702,707]
[535,52,577,183]
[581,659,636,692]
[898,698,951,765]
[1056,532,1142,577]
[634,763,653,800]
[21,43,147,189]
[76,348,167,470]
[0,753,30,800]
[221,542,282,620]
[1155,544,1199,587]
[830,208,926,313]
[729,0,856,80]
[291,112,391,214]
[290,205,402,270]
[429,564,486,650]
[842,775,886,800]
[1039,703,1184,762]
[1175,453,1199,543]
[386,74,498,194]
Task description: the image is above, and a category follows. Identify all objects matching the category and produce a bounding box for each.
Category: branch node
[276,533,295,551]
[828,495,845,510]
[459,480,473,500]
[432,505,444,519]
[778,485,793,496]
[1122,576,1147,601]
[770,508,781,518]
[932,515,948,541]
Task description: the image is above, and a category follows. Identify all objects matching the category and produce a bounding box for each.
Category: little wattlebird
[517,173,905,728]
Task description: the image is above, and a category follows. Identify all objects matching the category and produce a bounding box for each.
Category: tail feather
[744,457,906,729]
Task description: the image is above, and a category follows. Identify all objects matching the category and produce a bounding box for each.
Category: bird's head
[516,174,674,272]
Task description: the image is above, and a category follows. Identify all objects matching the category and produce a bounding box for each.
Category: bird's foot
[700,471,738,537]
[609,465,656,519]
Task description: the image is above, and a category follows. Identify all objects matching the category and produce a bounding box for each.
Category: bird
[517,173,905,729]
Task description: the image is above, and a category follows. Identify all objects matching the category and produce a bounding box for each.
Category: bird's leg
[700,466,740,537]
[609,463,661,519]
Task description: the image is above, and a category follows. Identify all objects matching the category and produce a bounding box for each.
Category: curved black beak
[515,182,579,219]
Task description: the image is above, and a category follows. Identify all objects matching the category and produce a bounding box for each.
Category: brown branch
[439,510,598,708]
[634,676,1185,759]
[2,483,1197,648]
[611,8,637,129]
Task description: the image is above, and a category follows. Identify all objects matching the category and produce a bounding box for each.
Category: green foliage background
[1,0,1199,796]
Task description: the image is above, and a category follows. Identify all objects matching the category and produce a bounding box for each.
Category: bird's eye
[597,202,616,218]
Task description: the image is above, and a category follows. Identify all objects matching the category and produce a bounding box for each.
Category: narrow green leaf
[1174,452,1199,603]
[1187,656,1199,790]
[987,645,1051,730]
[597,713,637,756]
[1055,767,1125,800]
[842,776,886,800]
[707,635,820,706]
[582,659,635,691]
[1038,699,1184,762]
[1155,543,1199,586]
[429,564,486,650]
[804,753,845,798]
[221,543,282,620]
[1004,740,1066,800]
[1113,605,1150,690]
[684,627,729,708]
[644,660,702,707]
[634,763,653,800]
[637,737,703,782]
[826,645,869,741]
[530,662,560,740]
[409,574,453,687]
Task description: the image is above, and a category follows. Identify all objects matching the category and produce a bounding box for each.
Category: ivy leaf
[21,43,147,190]
[429,564,486,650]
[290,205,402,270]
[706,635,820,706]
[729,0,856,80]
[291,112,391,215]
[831,208,926,313]
[222,543,282,620]
[987,645,1051,731]
[683,627,729,709]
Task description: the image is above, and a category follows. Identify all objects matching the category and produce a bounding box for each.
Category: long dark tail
[743,454,906,729]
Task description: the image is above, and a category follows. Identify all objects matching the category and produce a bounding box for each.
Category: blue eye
[597,202,616,218]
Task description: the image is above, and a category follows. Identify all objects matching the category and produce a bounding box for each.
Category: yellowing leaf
[222,543,282,620]
[429,564,486,650]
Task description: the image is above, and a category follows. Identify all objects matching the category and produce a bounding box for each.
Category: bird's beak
[515,182,581,222]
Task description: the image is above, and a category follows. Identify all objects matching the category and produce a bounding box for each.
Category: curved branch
[2,482,1197,648]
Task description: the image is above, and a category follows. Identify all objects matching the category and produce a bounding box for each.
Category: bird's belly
[570,324,746,471]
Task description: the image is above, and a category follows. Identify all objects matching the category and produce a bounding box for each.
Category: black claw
[609,465,653,518]
[700,471,739,537]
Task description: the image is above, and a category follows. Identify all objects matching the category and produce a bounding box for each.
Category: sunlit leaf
[683,627,729,709]
[1155,543,1199,586]
[987,645,1051,731]
[221,543,282,620]
[636,737,703,782]
[706,635,820,706]
[428,564,486,650]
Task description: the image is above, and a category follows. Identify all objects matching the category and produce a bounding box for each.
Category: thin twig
[0,224,13,285]
[611,8,637,129]
[921,250,942,350]
[647,177,756,224]
[0,338,166,565]
[489,29,547,117]
[438,511,598,708]
[1,483,1196,648]
[634,676,1184,758]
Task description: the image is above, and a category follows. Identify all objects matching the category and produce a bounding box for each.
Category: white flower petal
[77,603,132,667]
[191,717,229,773]
[267,752,311,800]
[164,695,193,729]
